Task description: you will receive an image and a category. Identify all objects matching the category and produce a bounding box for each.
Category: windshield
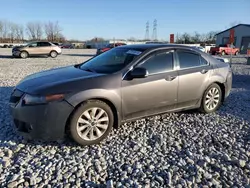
[80,48,144,74]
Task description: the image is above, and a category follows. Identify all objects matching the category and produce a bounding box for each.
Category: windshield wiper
[74,64,95,73]
[82,67,96,73]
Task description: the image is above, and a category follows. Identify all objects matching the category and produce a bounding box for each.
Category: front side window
[27,42,38,47]
[80,48,145,74]
[177,51,201,69]
[138,51,173,75]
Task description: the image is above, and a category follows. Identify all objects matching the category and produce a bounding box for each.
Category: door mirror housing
[130,67,148,78]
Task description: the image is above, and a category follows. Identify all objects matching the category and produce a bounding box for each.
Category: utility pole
[152,19,158,41]
[145,21,149,40]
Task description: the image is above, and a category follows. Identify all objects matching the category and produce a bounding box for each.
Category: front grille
[9,89,24,105]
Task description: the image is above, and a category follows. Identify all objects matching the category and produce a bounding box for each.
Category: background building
[215,24,250,54]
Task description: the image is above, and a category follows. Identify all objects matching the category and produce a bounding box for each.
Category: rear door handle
[165,75,177,81]
[200,69,208,74]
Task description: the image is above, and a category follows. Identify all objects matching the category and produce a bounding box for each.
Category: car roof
[28,41,51,43]
[118,44,202,52]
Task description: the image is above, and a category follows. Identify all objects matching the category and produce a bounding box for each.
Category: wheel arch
[214,81,225,102]
[208,72,227,102]
[50,50,58,53]
[20,50,29,56]
[65,91,122,134]
[200,81,225,104]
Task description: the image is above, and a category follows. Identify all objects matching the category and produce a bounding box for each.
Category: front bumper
[9,89,74,141]
[12,51,21,57]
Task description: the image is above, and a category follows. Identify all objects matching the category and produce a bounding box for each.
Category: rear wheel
[50,51,58,58]
[221,51,226,56]
[199,83,222,113]
[20,51,28,59]
[70,100,114,146]
[235,51,239,56]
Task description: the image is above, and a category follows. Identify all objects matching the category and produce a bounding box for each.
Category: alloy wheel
[20,52,27,58]
[76,107,109,141]
[51,51,57,58]
[205,87,220,111]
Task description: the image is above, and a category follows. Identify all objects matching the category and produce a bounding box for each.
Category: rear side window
[177,51,201,69]
[138,51,173,74]
[38,42,51,47]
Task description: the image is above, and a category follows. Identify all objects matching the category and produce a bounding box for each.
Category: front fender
[65,89,122,114]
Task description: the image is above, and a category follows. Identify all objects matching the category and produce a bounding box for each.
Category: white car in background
[213,56,229,63]
[193,46,206,52]
[205,44,216,53]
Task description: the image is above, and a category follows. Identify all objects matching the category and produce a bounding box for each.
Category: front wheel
[199,83,222,113]
[221,51,225,56]
[235,51,239,56]
[20,51,28,58]
[69,100,114,146]
[50,51,58,58]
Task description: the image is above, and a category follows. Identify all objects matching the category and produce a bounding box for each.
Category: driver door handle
[200,69,208,74]
[165,75,177,81]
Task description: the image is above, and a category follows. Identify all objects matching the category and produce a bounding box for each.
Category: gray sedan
[9,44,232,145]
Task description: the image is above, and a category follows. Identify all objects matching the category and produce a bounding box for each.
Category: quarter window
[200,56,208,65]
[177,51,201,69]
[138,52,173,74]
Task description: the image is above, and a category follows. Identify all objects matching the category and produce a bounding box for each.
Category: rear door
[121,50,179,120]
[175,50,211,108]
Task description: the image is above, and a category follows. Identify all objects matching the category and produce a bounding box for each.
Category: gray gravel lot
[0,49,250,187]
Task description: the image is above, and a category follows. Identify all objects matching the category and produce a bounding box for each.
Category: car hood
[16,65,103,94]
[13,45,25,49]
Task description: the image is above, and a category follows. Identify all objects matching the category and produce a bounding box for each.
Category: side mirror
[130,67,148,79]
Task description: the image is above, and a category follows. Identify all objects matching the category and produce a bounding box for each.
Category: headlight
[23,94,64,105]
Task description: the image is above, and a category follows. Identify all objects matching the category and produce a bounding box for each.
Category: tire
[221,51,225,56]
[69,100,114,146]
[50,51,58,58]
[199,83,222,113]
[235,51,239,56]
[20,51,28,59]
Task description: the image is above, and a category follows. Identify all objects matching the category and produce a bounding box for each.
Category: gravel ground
[0,49,250,187]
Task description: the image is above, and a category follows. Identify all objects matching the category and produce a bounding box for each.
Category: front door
[26,42,38,55]
[121,50,178,120]
[175,50,211,108]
